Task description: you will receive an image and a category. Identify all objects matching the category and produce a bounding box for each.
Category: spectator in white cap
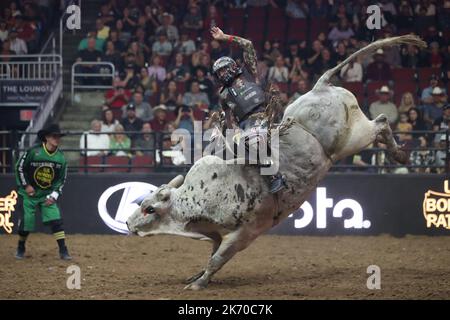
[366,49,392,81]
[421,74,447,104]
[422,87,448,126]
[369,86,398,125]
[155,13,179,44]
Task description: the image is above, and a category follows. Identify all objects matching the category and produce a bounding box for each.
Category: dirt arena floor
[0,234,449,299]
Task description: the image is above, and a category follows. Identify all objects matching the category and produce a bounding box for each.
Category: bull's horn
[168,175,184,188]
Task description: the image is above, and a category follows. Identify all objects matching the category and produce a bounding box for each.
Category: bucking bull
[127,35,426,290]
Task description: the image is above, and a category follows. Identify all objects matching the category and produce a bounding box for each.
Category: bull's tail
[313,35,427,90]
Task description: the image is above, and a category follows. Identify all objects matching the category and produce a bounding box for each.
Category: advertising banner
[0,80,52,106]
[0,173,449,236]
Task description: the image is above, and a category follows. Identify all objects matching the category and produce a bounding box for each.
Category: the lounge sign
[0,80,52,106]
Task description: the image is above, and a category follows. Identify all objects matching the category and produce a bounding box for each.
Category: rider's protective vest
[220,69,266,122]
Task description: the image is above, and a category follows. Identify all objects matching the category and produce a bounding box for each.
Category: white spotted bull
[127,35,426,290]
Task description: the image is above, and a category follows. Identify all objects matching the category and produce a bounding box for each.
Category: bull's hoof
[184,281,207,291]
[185,270,205,284]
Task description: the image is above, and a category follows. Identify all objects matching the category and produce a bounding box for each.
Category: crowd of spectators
[73,0,449,172]
[0,0,61,57]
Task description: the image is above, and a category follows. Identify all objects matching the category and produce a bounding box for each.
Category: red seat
[392,68,416,82]
[225,8,245,35]
[247,6,267,20]
[394,81,418,105]
[310,18,329,40]
[79,156,103,173]
[131,156,154,173]
[176,81,186,94]
[267,8,286,42]
[342,82,364,106]
[287,18,307,42]
[105,156,130,172]
[417,67,441,83]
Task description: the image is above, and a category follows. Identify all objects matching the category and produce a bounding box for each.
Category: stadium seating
[131,156,155,173]
[79,156,104,173]
[104,156,130,173]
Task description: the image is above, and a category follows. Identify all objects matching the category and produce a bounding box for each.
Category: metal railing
[1,129,449,175]
[71,61,116,104]
[0,54,62,82]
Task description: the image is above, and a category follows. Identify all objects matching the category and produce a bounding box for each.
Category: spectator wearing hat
[369,86,398,125]
[121,103,144,140]
[150,104,171,132]
[177,30,196,56]
[156,12,179,44]
[123,92,153,122]
[80,119,110,156]
[123,62,140,89]
[366,49,392,81]
[174,104,204,135]
[421,75,447,104]
[135,123,155,157]
[152,31,173,56]
[421,87,448,126]
[147,55,167,82]
[183,5,203,31]
[9,28,27,54]
[14,124,71,260]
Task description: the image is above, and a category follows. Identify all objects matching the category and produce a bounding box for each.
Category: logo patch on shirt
[33,165,55,189]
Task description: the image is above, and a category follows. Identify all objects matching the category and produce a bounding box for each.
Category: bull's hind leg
[184,228,256,290]
[374,114,408,164]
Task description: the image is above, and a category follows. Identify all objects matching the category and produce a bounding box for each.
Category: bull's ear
[157,188,171,202]
[168,175,184,188]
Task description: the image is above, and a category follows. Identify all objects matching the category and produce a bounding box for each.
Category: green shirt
[110,137,131,155]
[15,144,67,199]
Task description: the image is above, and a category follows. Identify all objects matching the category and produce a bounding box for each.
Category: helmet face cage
[213,57,240,86]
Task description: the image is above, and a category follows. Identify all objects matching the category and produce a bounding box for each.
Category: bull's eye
[143,206,155,216]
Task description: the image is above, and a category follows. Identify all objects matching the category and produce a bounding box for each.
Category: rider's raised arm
[210,27,257,77]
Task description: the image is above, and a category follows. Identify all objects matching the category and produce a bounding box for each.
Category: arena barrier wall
[1,173,449,236]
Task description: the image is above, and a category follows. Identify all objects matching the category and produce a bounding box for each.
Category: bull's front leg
[185,231,222,285]
[374,114,408,164]
[184,228,256,290]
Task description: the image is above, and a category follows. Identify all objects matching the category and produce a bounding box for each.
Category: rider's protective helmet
[212,56,242,86]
